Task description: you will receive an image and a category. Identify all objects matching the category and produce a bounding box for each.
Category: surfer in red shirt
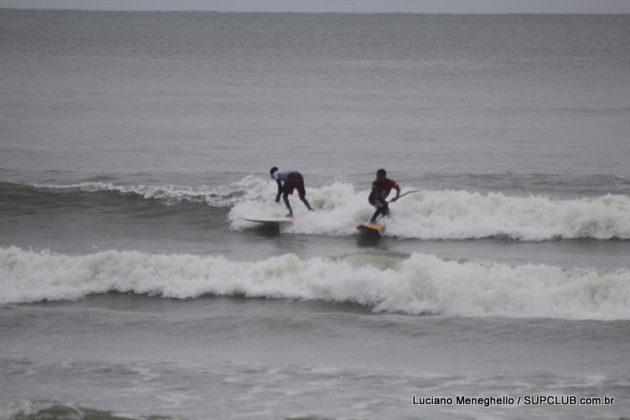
[369,169,401,224]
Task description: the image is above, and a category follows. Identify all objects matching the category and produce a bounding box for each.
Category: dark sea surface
[1,10,629,419]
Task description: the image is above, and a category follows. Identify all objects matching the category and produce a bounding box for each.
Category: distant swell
[0,177,259,208]
[2,247,629,320]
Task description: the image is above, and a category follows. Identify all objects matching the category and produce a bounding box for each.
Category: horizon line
[1,7,629,15]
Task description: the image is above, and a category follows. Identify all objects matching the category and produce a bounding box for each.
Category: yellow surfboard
[356,223,385,237]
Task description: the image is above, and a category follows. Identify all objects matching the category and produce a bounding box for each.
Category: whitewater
[3,246,629,320]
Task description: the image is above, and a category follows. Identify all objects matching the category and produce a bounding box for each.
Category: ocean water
[1,9,630,419]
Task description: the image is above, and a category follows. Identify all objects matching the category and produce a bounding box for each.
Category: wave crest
[1,176,265,208]
[4,177,630,240]
[2,247,629,320]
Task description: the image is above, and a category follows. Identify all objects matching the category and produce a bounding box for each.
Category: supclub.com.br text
[412,394,615,407]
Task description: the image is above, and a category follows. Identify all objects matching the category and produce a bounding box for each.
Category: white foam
[230,179,630,240]
[2,247,629,320]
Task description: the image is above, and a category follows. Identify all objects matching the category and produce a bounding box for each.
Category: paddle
[388,189,421,203]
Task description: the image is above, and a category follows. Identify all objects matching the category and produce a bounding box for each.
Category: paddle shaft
[387,190,420,203]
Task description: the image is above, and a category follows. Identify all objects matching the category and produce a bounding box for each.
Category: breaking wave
[3,176,630,240]
[231,180,630,240]
[2,247,629,320]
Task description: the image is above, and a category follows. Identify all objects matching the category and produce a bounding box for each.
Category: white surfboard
[243,217,294,225]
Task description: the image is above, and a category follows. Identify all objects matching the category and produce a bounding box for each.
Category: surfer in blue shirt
[270,167,313,217]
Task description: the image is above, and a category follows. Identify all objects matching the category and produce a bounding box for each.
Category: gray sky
[1,0,629,13]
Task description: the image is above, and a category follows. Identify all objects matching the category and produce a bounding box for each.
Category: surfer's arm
[391,183,401,201]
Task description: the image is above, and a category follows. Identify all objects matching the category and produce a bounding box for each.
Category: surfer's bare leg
[299,194,313,212]
[370,207,380,224]
[283,194,293,217]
